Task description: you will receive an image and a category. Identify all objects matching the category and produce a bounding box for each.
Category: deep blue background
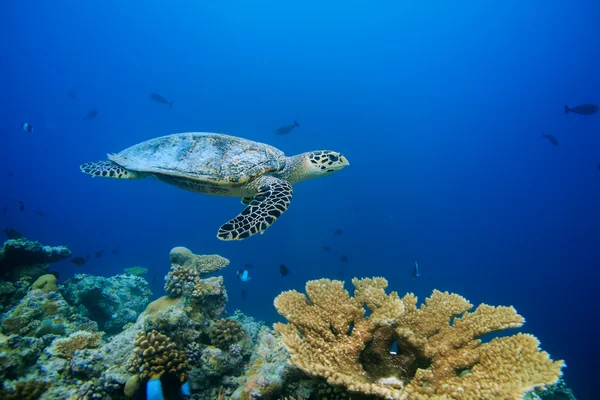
[1,1,598,397]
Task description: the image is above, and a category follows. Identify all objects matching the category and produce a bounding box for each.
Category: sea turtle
[80,132,349,240]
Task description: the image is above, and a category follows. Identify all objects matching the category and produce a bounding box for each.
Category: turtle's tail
[80,160,140,179]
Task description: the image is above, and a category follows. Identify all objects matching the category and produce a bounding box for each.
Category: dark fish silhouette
[333,229,343,236]
[542,133,559,146]
[82,109,98,120]
[565,104,598,115]
[321,245,331,252]
[34,210,45,217]
[18,201,24,212]
[4,228,23,240]
[336,267,345,279]
[2,207,6,215]
[7,171,13,177]
[244,263,254,269]
[70,254,90,266]
[280,264,290,277]
[275,121,300,135]
[112,249,120,255]
[151,93,175,107]
[340,255,348,264]
[241,289,247,300]
[412,261,422,279]
[67,90,77,100]
[95,250,104,259]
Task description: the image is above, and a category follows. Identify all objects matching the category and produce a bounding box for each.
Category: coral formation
[164,246,230,296]
[46,330,104,359]
[0,238,71,281]
[274,277,565,400]
[209,318,247,349]
[127,329,189,382]
[61,273,151,333]
[30,274,57,293]
[0,379,51,399]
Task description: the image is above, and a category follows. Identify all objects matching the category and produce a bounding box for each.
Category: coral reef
[274,277,565,400]
[1,289,97,337]
[31,274,57,293]
[0,238,71,282]
[61,273,151,334]
[164,246,230,296]
[46,330,104,359]
[209,318,247,350]
[127,329,189,382]
[0,379,51,399]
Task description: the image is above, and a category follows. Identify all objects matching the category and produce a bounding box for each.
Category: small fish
[22,122,33,132]
[241,289,247,300]
[82,109,98,120]
[4,228,23,240]
[151,93,175,107]
[7,171,13,177]
[333,229,343,236]
[67,90,77,100]
[2,207,7,215]
[70,254,90,266]
[542,132,559,146]
[244,263,254,269]
[135,372,191,400]
[237,268,251,281]
[280,264,290,277]
[275,120,300,135]
[34,210,44,217]
[565,104,598,115]
[112,249,120,255]
[340,255,348,264]
[412,261,422,279]
[18,201,24,212]
[95,250,104,259]
[321,245,331,252]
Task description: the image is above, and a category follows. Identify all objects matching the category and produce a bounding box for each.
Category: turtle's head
[286,150,349,183]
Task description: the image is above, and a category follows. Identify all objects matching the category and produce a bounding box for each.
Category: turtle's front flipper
[241,197,252,205]
[80,160,140,179]
[218,177,292,240]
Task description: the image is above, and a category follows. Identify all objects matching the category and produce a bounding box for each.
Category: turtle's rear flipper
[218,177,292,240]
[80,160,140,179]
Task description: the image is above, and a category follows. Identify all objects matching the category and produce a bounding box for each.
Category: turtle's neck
[278,153,313,185]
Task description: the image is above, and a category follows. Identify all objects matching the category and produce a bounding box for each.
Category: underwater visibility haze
[0,1,599,399]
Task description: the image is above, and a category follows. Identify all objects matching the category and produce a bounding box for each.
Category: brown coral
[127,330,189,382]
[208,318,246,349]
[169,246,230,275]
[47,330,104,359]
[0,380,51,400]
[274,277,565,400]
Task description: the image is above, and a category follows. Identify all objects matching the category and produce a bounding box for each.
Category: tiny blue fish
[412,261,422,279]
[237,268,251,281]
[22,122,33,132]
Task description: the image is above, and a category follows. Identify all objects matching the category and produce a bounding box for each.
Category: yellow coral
[0,380,51,400]
[31,274,57,292]
[274,277,565,400]
[47,330,104,359]
[145,295,183,314]
[169,246,230,275]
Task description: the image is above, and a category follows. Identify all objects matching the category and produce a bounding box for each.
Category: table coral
[170,246,230,275]
[0,238,71,281]
[274,277,565,400]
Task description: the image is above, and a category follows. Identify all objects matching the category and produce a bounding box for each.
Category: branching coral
[274,277,565,400]
[46,330,104,359]
[208,318,246,349]
[127,330,189,383]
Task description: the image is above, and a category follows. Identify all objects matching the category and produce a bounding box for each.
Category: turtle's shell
[108,133,286,185]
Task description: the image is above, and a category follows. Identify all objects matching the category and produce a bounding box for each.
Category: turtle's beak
[340,154,350,166]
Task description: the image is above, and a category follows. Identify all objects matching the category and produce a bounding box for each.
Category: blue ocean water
[1,1,598,397]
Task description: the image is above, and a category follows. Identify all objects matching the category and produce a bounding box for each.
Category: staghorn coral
[127,330,189,383]
[0,379,51,399]
[274,277,565,400]
[209,318,246,349]
[46,330,104,359]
